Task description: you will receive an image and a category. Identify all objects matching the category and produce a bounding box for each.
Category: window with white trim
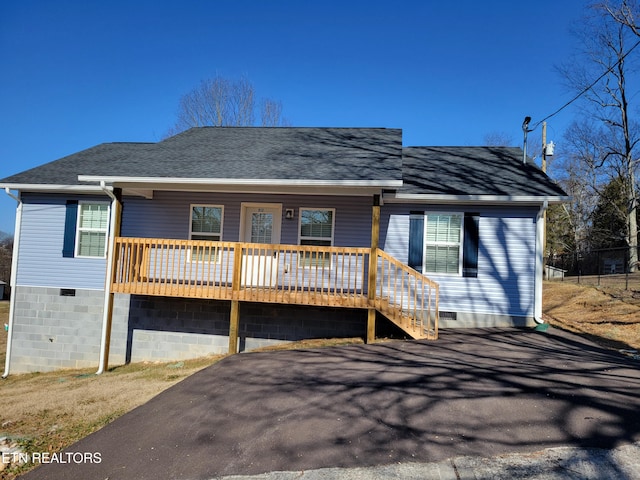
[299,208,335,267]
[190,205,223,261]
[76,202,110,258]
[424,213,463,275]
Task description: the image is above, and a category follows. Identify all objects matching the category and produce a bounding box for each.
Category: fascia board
[77,175,403,188]
[386,193,571,205]
[0,183,112,194]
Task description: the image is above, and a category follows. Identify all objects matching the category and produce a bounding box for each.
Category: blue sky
[0,0,589,235]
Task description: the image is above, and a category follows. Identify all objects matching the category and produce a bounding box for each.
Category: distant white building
[545,265,566,280]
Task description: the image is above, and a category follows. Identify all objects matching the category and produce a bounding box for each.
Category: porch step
[375,300,437,340]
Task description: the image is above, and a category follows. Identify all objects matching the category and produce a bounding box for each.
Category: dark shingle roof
[0,130,568,200]
[0,127,403,185]
[0,143,153,186]
[400,146,567,198]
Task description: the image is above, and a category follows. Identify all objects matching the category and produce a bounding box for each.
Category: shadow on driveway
[20,327,640,480]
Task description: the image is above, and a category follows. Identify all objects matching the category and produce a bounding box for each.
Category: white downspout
[534,201,548,324]
[96,181,117,375]
[2,188,23,378]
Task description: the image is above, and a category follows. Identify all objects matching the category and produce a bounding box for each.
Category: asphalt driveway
[20,327,640,479]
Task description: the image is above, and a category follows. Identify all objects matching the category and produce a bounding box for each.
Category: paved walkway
[20,327,640,479]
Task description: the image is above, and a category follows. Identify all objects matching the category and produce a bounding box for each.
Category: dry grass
[543,280,640,350]
[1,282,639,478]
[251,336,364,352]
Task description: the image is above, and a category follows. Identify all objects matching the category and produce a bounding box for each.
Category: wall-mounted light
[285,209,294,220]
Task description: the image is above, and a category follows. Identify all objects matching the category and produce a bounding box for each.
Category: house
[0,127,568,374]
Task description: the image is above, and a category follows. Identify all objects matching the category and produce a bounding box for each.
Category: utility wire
[531,37,640,131]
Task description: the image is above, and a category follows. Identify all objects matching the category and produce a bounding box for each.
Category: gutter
[77,175,403,189]
[96,181,118,375]
[534,201,549,324]
[385,193,571,205]
[2,189,22,378]
[0,183,110,194]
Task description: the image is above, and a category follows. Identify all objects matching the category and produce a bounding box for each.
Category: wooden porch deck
[110,237,439,341]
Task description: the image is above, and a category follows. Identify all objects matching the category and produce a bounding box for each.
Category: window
[299,208,335,267]
[76,202,110,258]
[190,205,223,261]
[190,205,223,240]
[424,214,463,275]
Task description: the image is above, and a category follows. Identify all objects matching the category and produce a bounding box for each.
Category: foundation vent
[439,311,457,321]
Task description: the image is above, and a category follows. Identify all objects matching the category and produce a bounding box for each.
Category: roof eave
[386,193,571,205]
[77,175,403,188]
[0,183,112,194]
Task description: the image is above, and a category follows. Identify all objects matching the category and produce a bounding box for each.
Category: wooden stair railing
[373,249,439,340]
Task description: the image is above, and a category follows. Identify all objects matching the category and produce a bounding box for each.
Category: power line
[531,38,640,131]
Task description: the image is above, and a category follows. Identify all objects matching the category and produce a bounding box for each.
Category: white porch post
[2,189,23,378]
[97,186,122,374]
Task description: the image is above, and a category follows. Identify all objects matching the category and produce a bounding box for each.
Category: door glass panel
[251,212,273,243]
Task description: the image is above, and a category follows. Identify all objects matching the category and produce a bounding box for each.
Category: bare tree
[604,0,640,34]
[557,1,640,271]
[166,76,287,136]
[261,99,287,127]
[482,131,515,147]
[560,121,608,251]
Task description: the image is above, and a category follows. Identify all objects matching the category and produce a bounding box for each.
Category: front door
[242,204,282,244]
[240,204,282,286]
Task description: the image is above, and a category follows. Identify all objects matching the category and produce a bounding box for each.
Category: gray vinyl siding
[16,193,110,289]
[120,191,373,247]
[381,204,538,317]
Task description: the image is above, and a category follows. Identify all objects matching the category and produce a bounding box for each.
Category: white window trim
[297,207,336,246]
[298,207,335,269]
[75,201,110,259]
[189,204,224,241]
[423,212,464,276]
[189,204,224,263]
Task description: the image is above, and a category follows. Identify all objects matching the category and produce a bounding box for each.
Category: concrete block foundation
[6,286,368,373]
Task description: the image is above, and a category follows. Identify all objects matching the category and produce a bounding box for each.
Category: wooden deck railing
[374,249,439,339]
[112,237,370,308]
[111,237,438,339]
